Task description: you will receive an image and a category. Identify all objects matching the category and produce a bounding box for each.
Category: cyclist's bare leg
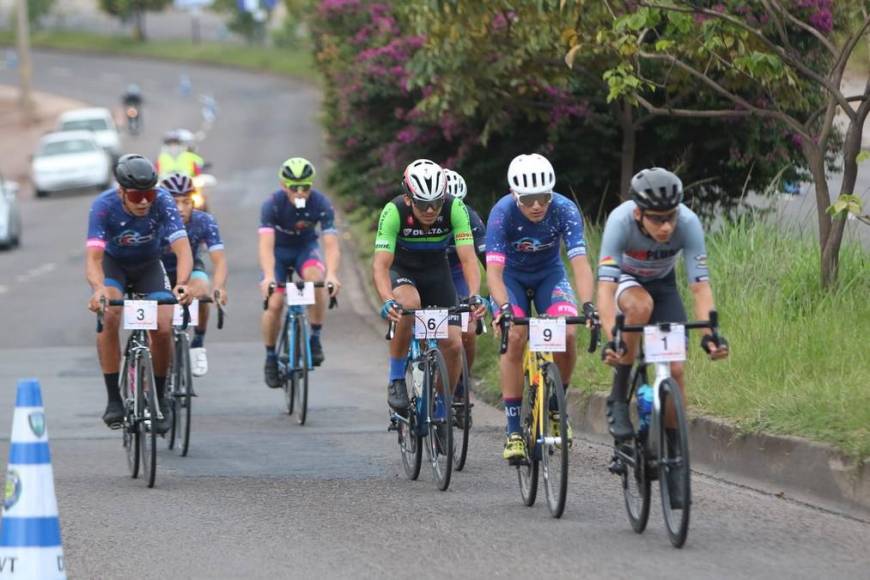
[389,284,420,360]
[261,291,284,347]
[149,306,173,377]
[189,277,210,334]
[615,286,653,363]
[461,331,476,371]
[663,361,686,429]
[302,264,326,326]
[96,286,124,374]
[438,326,463,392]
[499,325,528,400]
[552,325,577,384]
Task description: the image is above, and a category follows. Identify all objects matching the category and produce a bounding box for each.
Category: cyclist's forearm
[570,255,595,305]
[457,246,481,296]
[172,239,193,284]
[486,264,509,307]
[322,234,340,277]
[258,233,275,280]
[210,250,228,290]
[372,252,395,302]
[690,281,715,335]
[597,281,618,340]
[85,249,105,290]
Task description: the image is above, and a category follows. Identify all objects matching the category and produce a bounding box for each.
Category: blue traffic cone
[0,379,66,579]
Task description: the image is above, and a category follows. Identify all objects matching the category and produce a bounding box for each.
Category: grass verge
[0,29,315,81]
[348,204,869,459]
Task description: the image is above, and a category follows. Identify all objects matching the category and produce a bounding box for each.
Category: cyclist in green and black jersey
[372,159,486,414]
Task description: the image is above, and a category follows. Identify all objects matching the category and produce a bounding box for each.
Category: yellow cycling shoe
[503,432,527,462]
[550,412,574,448]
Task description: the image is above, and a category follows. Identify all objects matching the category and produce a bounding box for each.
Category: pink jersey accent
[258,227,275,235]
[86,238,106,249]
[486,252,506,265]
[545,301,578,317]
[301,259,326,273]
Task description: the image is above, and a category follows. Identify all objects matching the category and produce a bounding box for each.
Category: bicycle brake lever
[385,320,396,341]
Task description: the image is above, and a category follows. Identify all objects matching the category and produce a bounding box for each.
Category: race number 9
[529,318,566,352]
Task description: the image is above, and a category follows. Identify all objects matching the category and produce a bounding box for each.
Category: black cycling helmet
[630,167,683,211]
[115,154,158,190]
[160,172,195,197]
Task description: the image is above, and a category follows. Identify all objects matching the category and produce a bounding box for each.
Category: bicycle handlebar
[610,310,722,356]
[95,295,189,334]
[498,314,599,355]
[384,305,474,341]
[262,281,338,311]
[198,290,226,330]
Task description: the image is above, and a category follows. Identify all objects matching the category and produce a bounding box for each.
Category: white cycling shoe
[191,347,208,377]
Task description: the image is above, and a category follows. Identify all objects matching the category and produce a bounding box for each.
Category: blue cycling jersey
[485,192,587,273]
[87,188,186,262]
[259,189,337,249]
[161,210,224,273]
[447,204,486,269]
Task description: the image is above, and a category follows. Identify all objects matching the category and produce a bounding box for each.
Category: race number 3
[529,318,566,352]
[124,300,158,330]
[643,324,686,362]
[414,309,449,340]
[285,282,316,306]
[172,299,199,327]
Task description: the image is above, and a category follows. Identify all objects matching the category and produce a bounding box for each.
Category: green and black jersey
[374,195,473,270]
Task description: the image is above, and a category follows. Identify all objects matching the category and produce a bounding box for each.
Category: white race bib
[285,282,316,306]
[644,324,686,363]
[124,300,158,330]
[529,318,566,352]
[414,309,449,340]
[460,312,471,333]
[172,299,199,326]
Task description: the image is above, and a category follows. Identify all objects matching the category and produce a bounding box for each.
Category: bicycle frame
[118,330,152,427]
[392,336,439,436]
[281,305,312,374]
[522,348,558,451]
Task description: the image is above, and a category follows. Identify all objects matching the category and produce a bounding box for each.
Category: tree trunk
[133,9,146,42]
[619,100,635,202]
[800,143,836,286]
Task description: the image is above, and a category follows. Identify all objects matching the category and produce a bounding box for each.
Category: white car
[31,131,113,198]
[56,107,122,158]
[0,175,22,249]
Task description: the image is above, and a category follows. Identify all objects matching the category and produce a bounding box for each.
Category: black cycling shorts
[390,261,459,320]
[616,269,687,324]
[103,253,172,298]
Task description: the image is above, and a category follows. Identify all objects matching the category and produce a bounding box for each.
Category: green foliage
[210,0,276,44]
[25,0,56,29]
[98,0,172,40]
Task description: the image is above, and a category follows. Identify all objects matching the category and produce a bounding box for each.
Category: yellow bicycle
[499,314,598,518]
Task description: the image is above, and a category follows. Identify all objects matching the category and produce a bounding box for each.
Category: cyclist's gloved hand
[601,339,626,363]
[493,302,513,326]
[701,334,730,360]
[468,294,487,319]
[582,301,599,327]
[380,298,401,321]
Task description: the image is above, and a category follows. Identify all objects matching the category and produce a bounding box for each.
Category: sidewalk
[0,84,86,191]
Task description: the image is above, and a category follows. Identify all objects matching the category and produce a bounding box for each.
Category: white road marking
[15,262,56,283]
[49,66,72,77]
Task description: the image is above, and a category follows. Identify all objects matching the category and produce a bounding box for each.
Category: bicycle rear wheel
[139,351,158,488]
[295,321,309,425]
[517,373,538,507]
[121,358,140,479]
[400,364,422,480]
[658,378,691,548]
[176,333,193,457]
[426,349,453,491]
[452,348,471,471]
[541,362,568,518]
[623,367,651,533]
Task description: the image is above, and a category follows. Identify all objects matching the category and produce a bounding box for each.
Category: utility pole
[15,0,35,124]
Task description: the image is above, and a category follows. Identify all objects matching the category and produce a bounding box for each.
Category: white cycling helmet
[443,169,467,201]
[507,153,556,195]
[402,159,446,201]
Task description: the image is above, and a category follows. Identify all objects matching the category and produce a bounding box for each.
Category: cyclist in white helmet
[373,159,487,415]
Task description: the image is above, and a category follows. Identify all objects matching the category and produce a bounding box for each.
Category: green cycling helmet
[280,157,315,186]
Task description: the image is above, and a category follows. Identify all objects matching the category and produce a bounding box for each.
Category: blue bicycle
[386,305,470,491]
[265,275,336,425]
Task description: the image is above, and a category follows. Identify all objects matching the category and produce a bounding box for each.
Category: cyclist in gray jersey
[597,168,729,445]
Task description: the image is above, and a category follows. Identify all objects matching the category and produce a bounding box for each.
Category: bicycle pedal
[608,458,626,476]
[108,421,123,431]
[509,457,529,467]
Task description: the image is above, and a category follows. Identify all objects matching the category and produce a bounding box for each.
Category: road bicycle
[607,310,723,548]
[264,272,337,425]
[453,306,486,472]
[166,291,225,457]
[386,305,472,491]
[97,294,188,488]
[498,312,598,518]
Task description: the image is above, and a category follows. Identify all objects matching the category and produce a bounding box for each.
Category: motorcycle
[125,105,141,136]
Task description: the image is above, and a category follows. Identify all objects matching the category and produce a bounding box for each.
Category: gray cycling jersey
[597,201,709,284]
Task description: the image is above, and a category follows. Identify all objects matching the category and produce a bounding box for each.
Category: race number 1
[172,299,199,326]
[124,300,158,330]
[285,282,316,306]
[529,318,566,352]
[643,324,686,362]
[414,309,449,340]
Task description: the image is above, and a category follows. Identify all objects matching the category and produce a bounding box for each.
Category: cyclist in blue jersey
[160,173,228,377]
[86,155,194,432]
[444,169,485,427]
[486,153,597,462]
[260,157,341,388]
[598,168,729,445]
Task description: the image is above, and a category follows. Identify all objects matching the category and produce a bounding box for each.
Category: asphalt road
[0,52,868,579]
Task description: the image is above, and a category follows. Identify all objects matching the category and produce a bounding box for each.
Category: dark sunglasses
[643,209,679,225]
[287,184,311,192]
[124,188,156,204]
[411,197,444,212]
[517,192,553,208]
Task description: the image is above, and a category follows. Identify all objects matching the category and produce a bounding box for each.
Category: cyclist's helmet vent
[444,169,467,200]
[507,153,555,195]
[280,157,315,184]
[402,159,445,201]
[630,167,683,211]
[115,154,158,190]
[161,172,195,197]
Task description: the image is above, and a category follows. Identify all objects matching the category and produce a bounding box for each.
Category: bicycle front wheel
[426,349,453,491]
[400,364,422,480]
[295,321,309,426]
[121,359,140,479]
[658,378,691,548]
[517,373,538,507]
[452,347,471,471]
[139,351,158,489]
[622,367,651,532]
[541,362,568,518]
[280,320,295,415]
[176,333,193,457]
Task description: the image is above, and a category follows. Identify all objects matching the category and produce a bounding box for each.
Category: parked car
[0,174,22,249]
[56,107,122,159]
[31,131,113,198]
